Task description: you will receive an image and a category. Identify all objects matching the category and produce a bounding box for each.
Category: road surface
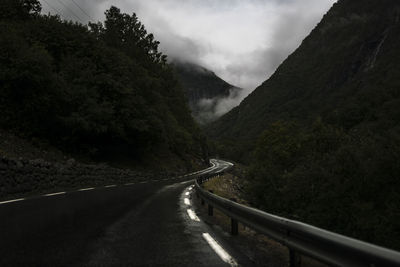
[0,159,247,266]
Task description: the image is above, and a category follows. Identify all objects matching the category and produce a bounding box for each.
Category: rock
[66,158,76,166]
[29,158,46,167]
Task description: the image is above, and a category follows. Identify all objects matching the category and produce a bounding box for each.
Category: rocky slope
[0,129,182,201]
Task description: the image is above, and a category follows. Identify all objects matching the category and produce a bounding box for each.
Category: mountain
[0,1,207,169]
[207,0,400,250]
[172,61,242,124]
[208,0,400,155]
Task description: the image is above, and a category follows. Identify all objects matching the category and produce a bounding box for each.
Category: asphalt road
[0,159,243,266]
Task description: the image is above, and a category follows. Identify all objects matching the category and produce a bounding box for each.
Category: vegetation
[172,61,241,124]
[0,0,206,165]
[207,0,400,250]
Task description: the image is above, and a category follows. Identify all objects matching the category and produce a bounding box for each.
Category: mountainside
[208,0,400,146]
[207,0,400,250]
[172,61,242,124]
[0,1,207,169]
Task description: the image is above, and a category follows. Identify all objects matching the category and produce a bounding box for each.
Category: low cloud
[194,87,245,123]
[39,0,336,117]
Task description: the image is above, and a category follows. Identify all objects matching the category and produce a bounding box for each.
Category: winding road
[0,159,248,266]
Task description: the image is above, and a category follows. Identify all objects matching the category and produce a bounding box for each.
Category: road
[0,159,245,266]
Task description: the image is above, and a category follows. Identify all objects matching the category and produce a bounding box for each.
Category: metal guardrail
[195,171,400,267]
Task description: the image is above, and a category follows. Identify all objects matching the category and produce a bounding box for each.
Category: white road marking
[44,192,66,197]
[0,198,25,205]
[187,209,200,221]
[140,181,148,184]
[184,198,191,206]
[124,182,135,186]
[104,185,116,188]
[185,192,190,196]
[202,233,238,266]
[180,180,193,185]
[78,187,94,191]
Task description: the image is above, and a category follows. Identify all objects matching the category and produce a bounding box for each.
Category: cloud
[194,87,246,124]
[39,0,336,117]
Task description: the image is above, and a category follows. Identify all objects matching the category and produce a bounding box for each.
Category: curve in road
[0,159,246,266]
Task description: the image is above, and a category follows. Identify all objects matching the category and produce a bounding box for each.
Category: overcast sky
[40,0,335,91]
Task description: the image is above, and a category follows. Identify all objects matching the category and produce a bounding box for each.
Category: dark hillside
[0,0,206,168]
[207,0,400,250]
[172,61,242,124]
[208,0,400,145]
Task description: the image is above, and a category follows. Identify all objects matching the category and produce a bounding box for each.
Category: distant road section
[0,159,238,266]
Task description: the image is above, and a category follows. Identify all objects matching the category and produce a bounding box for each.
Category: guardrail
[195,170,400,267]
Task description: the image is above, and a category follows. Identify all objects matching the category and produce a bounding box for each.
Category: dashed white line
[44,192,66,197]
[184,198,191,206]
[104,185,116,188]
[0,198,25,205]
[78,187,94,191]
[124,182,135,186]
[187,209,200,221]
[140,181,148,184]
[202,233,238,266]
[185,192,190,196]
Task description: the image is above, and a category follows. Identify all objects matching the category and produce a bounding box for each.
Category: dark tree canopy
[0,1,205,164]
[0,0,41,20]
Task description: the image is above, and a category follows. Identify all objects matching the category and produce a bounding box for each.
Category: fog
[39,0,336,118]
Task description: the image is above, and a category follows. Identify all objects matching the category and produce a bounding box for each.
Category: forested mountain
[0,0,206,168]
[172,61,242,124]
[207,0,400,250]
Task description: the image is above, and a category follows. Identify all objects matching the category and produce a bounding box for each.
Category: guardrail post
[208,190,214,216]
[230,198,239,235]
[201,198,205,206]
[289,249,301,267]
[208,204,213,216]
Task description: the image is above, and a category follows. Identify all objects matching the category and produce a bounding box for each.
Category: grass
[197,173,328,267]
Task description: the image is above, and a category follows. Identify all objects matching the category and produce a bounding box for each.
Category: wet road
[0,159,241,266]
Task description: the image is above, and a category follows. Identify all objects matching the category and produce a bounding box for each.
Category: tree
[0,0,41,20]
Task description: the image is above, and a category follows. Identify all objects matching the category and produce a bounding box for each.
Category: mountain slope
[172,61,242,124]
[208,0,400,145]
[0,1,206,169]
[207,0,400,250]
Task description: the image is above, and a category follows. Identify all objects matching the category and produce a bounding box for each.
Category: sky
[39,0,336,117]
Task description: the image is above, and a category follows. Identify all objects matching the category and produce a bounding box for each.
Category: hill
[0,0,207,169]
[208,0,400,160]
[207,0,400,250]
[172,61,242,124]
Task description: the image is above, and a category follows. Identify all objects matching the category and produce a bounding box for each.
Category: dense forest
[0,0,207,167]
[207,0,400,250]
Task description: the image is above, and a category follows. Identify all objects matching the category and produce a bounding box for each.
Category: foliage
[248,119,400,250]
[206,0,400,250]
[0,1,205,163]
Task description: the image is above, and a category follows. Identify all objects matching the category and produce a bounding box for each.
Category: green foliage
[206,0,400,249]
[0,0,41,20]
[0,1,204,162]
[248,119,400,250]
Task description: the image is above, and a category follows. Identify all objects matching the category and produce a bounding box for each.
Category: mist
[39,0,336,119]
